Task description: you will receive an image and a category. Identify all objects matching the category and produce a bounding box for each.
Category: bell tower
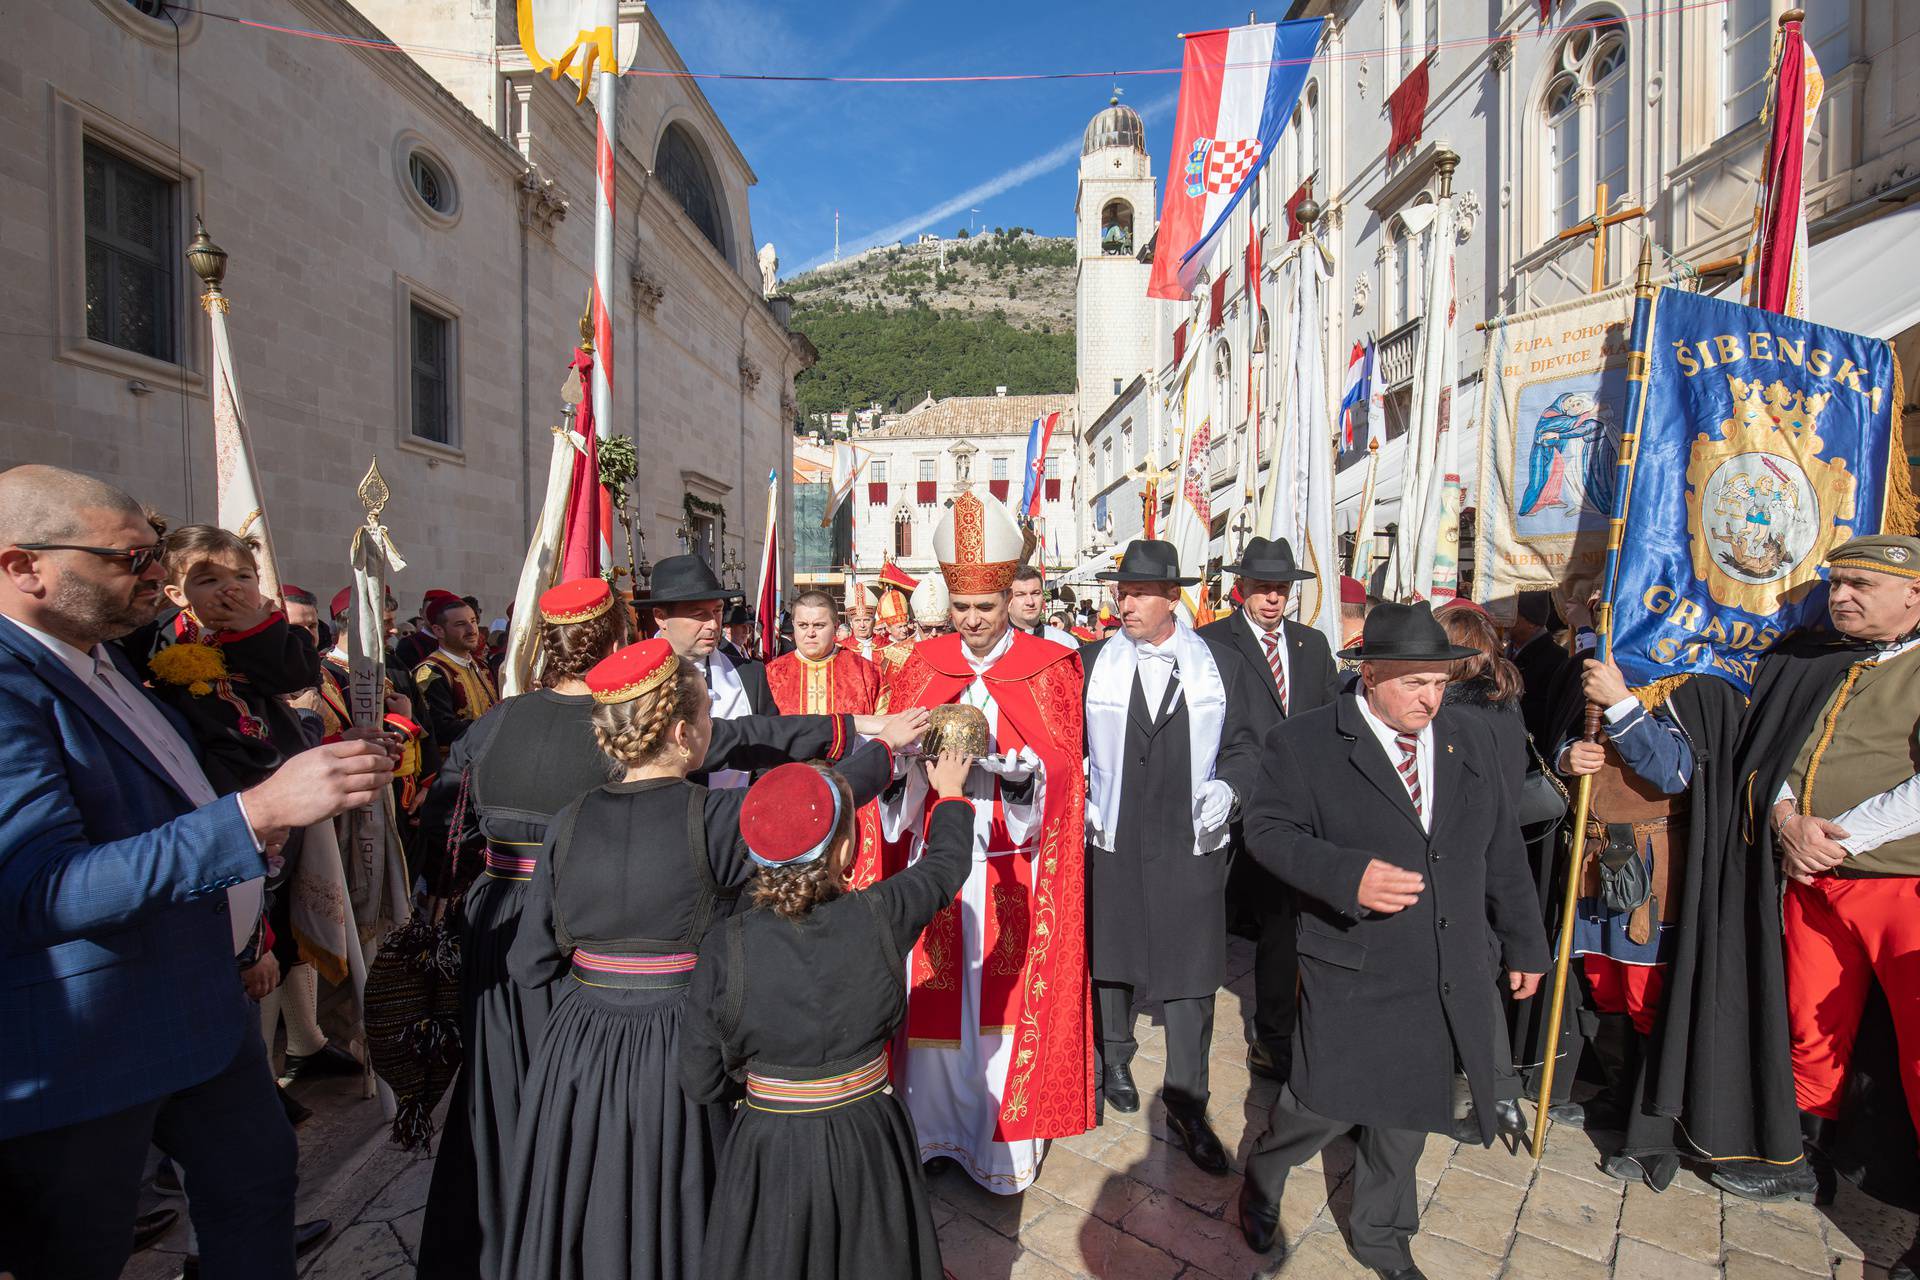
[1074,94,1158,436]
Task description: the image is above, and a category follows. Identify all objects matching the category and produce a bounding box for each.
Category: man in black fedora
[634,554,775,787]
[1080,540,1275,1174]
[1235,601,1548,1276]
[1200,536,1341,1083]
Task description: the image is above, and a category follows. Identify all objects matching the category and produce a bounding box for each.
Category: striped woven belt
[745,1054,889,1114]
[568,949,698,989]
[482,845,539,880]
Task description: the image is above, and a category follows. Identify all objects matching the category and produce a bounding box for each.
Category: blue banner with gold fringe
[1604,290,1910,693]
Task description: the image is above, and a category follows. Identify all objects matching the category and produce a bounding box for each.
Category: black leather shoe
[278,1083,313,1127]
[294,1218,332,1257]
[1166,1107,1230,1176]
[1246,1041,1288,1082]
[1237,1179,1283,1255]
[1711,1158,1818,1203]
[1453,1099,1528,1144]
[132,1207,177,1251]
[1102,1063,1140,1114]
[1373,1266,1428,1280]
[1799,1109,1839,1205]
[280,1041,362,1083]
[1603,1150,1679,1191]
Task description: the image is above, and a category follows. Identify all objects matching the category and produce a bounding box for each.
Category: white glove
[977,746,1041,785]
[1194,778,1235,830]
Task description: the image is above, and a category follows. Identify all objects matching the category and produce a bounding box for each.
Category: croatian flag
[1020,411,1059,519]
[1339,338,1375,450]
[1148,18,1324,301]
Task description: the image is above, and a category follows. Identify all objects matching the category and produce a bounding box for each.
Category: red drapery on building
[868,481,889,505]
[1285,179,1315,241]
[1207,274,1228,330]
[988,479,1010,502]
[1172,320,1187,366]
[1387,59,1431,162]
[1044,477,1061,502]
[916,480,937,506]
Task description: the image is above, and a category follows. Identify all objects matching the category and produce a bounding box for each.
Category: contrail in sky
[797,92,1175,273]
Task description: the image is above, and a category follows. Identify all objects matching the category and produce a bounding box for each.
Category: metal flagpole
[1530,237,1658,1158]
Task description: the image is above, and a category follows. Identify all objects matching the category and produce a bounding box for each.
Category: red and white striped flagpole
[589,0,617,448]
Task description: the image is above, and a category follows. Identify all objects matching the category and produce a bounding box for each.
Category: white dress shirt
[1134,637,1180,716]
[1355,693,1434,831]
[14,620,263,947]
[1245,610,1292,712]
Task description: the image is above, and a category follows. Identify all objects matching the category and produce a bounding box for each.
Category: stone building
[850,391,1077,583]
[4,0,807,606]
[1068,2,1920,591]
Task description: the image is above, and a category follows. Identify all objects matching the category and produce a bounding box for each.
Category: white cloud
[795,90,1175,273]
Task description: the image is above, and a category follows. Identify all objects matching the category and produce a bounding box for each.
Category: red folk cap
[740,763,841,869]
[539,577,614,626]
[330,587,351,617]
[1339,575,1366,606]
[1436,598,1492,620]
[584,638,678,704]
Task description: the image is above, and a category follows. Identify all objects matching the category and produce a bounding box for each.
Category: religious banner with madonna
[1605,289,1912,693]
[1472,286,1636,604]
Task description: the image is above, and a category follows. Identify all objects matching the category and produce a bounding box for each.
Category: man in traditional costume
[879,489,1092,1193]
[639,553,774,788]
[1198,537,1340,1084]
[1236,603,1548,1273]
[769,589,890,887]
[413,590,498,750]
[1082,539,1274,1173]
[1735,535,1920,1268]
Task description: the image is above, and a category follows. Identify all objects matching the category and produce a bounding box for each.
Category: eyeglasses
[15,542,164,575]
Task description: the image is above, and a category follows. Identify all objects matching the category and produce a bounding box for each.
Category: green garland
[683,492,726,558]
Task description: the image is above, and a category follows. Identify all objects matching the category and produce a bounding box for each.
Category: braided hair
[590,662,704,767]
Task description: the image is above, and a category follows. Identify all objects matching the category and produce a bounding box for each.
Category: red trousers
[1783,875,1920,1133]
[1582,955,1667,1037]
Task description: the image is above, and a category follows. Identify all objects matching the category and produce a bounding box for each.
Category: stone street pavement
[130,940,1914,1280]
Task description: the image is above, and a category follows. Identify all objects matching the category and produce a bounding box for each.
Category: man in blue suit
[0,465,396,1280]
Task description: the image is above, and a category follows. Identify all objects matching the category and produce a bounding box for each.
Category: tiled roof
[862,392,1073,440]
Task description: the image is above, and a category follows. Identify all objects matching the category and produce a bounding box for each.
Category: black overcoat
[1081,634,1273,999]
[1196,611,1339,722]
[1244,695,1550,1139]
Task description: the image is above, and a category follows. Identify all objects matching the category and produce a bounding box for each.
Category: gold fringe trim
[1631,672,1693,712]
[1884,351,1917,535]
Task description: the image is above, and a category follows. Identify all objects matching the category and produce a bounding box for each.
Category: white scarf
[703,649,752,789]
[1085,618,1228,855]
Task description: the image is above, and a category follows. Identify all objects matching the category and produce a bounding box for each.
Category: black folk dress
[684,796,975,1280]
[415,702,863,1279]
[500,734,892,1280]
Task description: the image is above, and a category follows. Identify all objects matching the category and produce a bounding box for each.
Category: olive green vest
[1786,646,1920,876]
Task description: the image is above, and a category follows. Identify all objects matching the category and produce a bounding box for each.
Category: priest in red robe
[766,589,888,887]
[880,489,1092,1193]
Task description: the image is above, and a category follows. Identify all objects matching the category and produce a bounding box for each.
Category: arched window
[1297,82,1319,188]
[1390,194,1434,328]
[893,506,913,559]
[656,123,727,260]
[1100,200,1134,256]
[1543,21,1629,240]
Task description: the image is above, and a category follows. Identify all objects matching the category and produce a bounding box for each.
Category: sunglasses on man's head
[15,542,164,574]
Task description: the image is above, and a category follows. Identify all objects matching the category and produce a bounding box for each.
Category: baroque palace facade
[1066,0,1920,588]
[3,0,807,604]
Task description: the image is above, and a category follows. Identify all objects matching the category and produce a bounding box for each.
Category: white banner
[1388,196,1460,601]
[1264,237,1342,648]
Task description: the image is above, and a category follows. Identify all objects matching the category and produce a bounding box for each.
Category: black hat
[1222,536,1314,583]
[633,554,743,606]
[724,603,752,627]
[1094,539,1199,586]
[1336,601,1479,663]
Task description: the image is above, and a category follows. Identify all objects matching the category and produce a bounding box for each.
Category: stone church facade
[3,0,805,606]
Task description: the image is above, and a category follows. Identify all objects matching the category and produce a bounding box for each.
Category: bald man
[0,466,395,1280]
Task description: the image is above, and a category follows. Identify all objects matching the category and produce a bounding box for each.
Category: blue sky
[651,1,1294,275]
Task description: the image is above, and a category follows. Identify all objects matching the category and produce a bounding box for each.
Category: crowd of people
[0,461,1915,1280]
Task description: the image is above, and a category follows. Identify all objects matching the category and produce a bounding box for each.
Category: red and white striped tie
[1395,732,1423,819]
[1261,631,1288,715]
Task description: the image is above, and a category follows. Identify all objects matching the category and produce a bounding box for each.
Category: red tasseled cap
[740,763,838,868]
[584,639,677,704]
[1340,575,1366,605]
[330,587,351,618]
[539,577,613,625]
[1437,598,1491,620]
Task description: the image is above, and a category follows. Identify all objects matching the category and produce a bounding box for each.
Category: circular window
[125,0,168,14]
[394,133,460,228]
[409,153,451,213]
[91,0,201,44]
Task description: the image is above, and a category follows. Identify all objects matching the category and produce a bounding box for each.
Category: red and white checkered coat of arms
[1183,137,1263,198]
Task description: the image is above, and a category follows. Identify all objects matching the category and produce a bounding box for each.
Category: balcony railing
[1376,317,1422,390]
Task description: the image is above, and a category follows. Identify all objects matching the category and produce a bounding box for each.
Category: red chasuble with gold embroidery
[765,649,890,887]
[883,630,1092,1149]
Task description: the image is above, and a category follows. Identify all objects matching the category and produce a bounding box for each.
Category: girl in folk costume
[878,490,1092,1194]
[684,752,976,1280]
[500,639,924,1280]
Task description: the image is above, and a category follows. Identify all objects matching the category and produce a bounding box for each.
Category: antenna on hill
[834,208,840,263]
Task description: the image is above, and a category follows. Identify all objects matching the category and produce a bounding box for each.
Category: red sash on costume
[884,632,1093,1142]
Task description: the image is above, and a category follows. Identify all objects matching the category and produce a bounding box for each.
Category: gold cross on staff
[1555,181,1648,294]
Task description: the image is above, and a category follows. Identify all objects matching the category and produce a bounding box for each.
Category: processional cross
[1555,181,1648,294]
